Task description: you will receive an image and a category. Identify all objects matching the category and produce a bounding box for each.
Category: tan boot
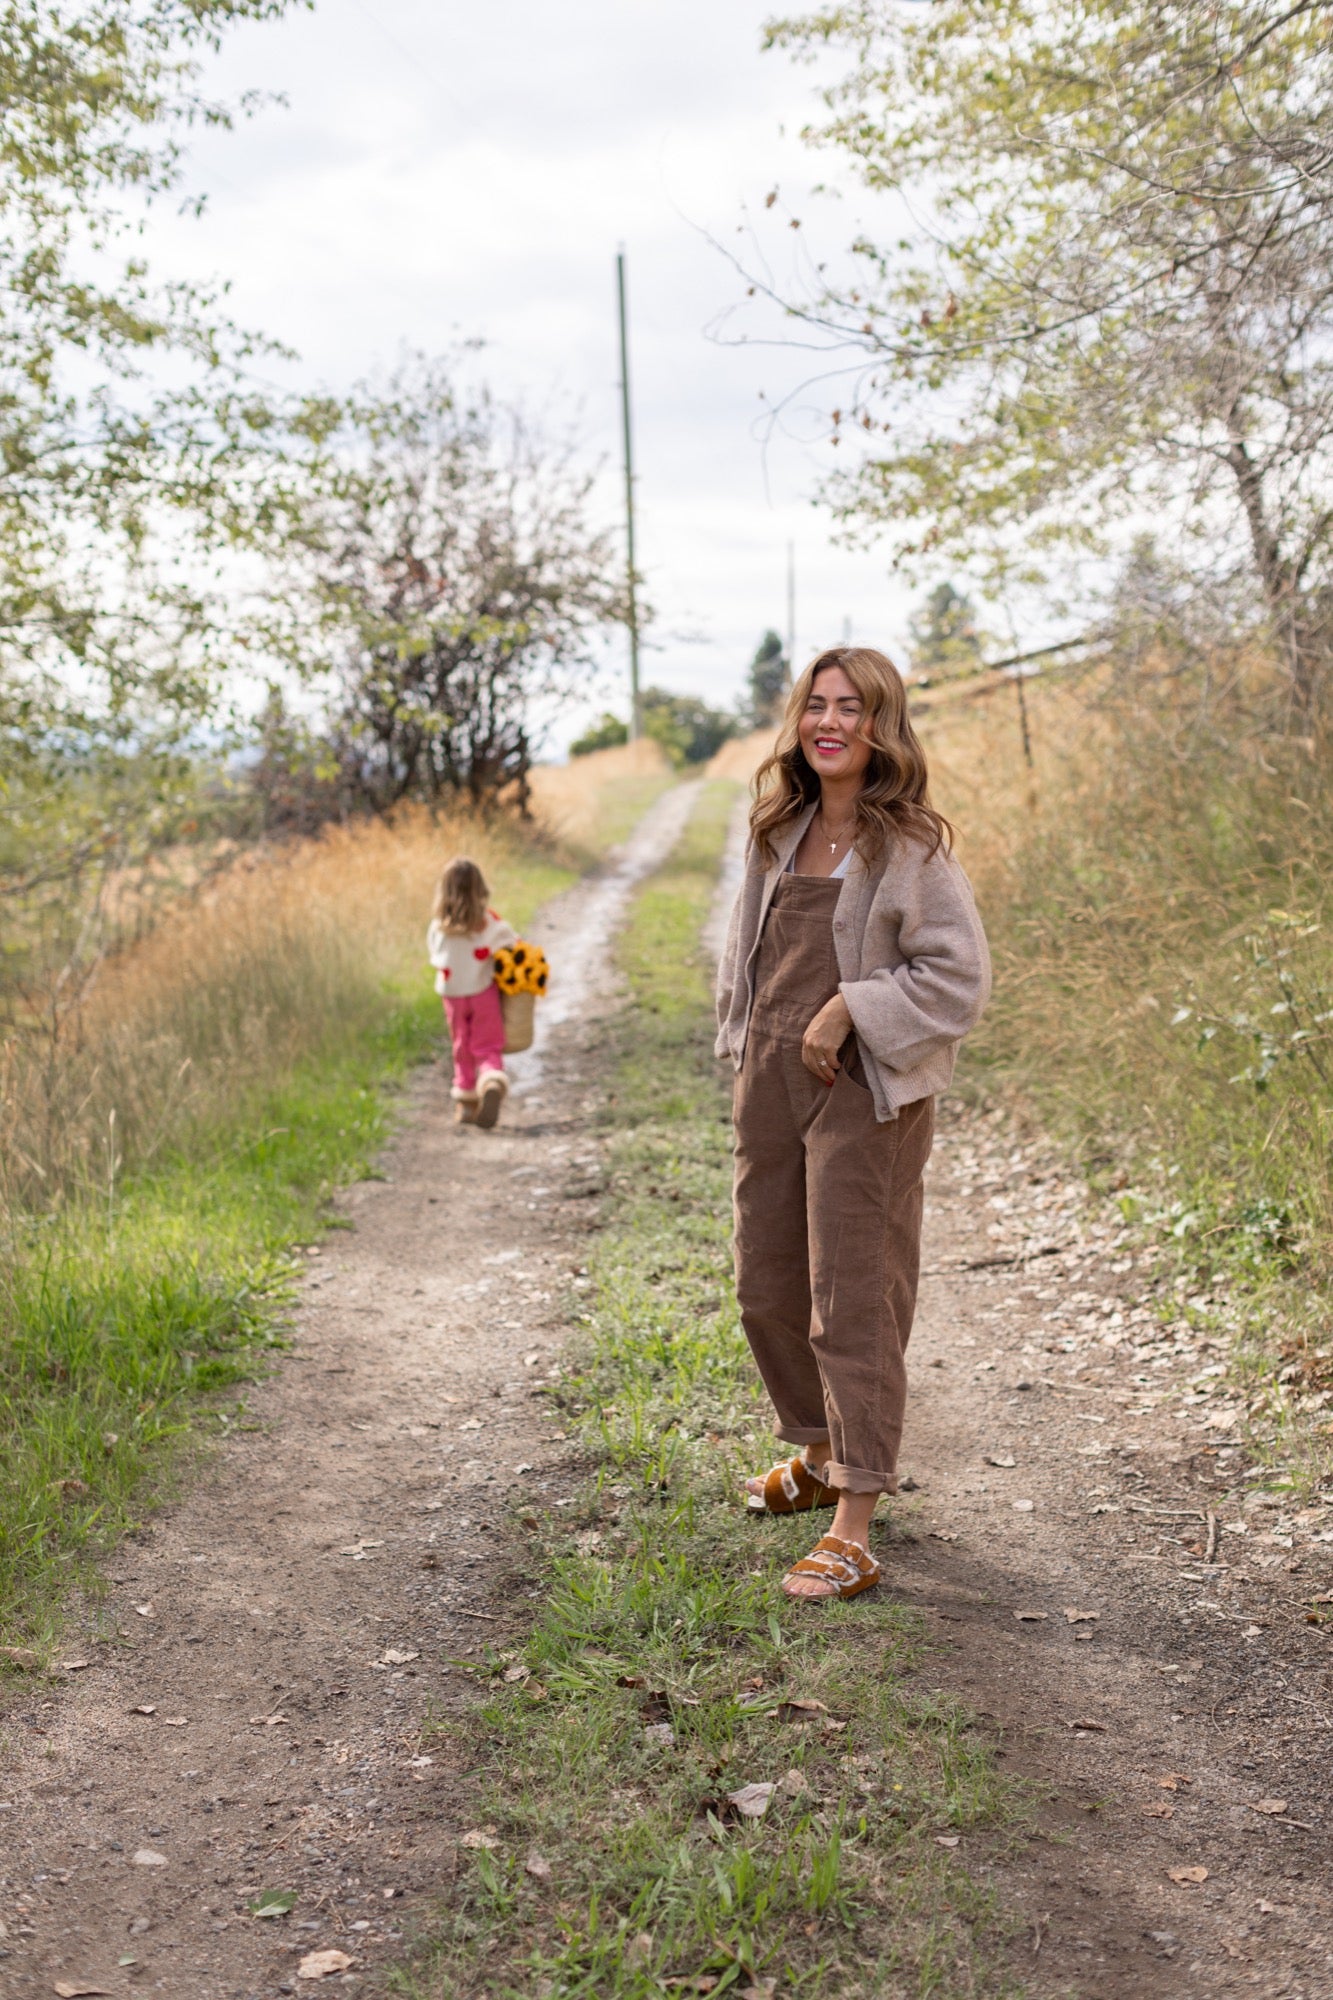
[454,1097,479,1126]
[474,1067,508,1130]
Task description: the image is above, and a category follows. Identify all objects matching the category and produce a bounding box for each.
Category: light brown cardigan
[715,801,991,1121]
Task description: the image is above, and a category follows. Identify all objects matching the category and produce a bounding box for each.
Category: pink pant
[443,984,505,1097]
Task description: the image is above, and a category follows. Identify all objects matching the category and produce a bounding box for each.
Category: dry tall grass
[918,660,1333,1275]
[528,739,672,850]
[706,730,777,785]
[3,743,688,1214]
[1,806,567,1214]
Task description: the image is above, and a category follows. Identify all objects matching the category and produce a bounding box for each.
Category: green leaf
[248,1889,297,1919]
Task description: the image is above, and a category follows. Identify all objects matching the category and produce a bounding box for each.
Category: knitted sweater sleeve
[839,845,991,1073]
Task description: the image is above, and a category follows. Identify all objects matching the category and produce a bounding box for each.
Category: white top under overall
[786,848,852,879]
[426,913,517,999]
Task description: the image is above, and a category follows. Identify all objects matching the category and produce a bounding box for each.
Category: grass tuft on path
[408,782,1023,2000]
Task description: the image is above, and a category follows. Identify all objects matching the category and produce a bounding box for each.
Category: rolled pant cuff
[824,1459,894,1495]
[774,1423,831,1448]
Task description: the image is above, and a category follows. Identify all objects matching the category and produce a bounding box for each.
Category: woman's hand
[801,992,854,1084]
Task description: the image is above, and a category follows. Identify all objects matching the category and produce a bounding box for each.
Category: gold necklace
[817,809,856,854]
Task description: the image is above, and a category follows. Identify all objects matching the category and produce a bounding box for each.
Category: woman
[716,647,990,1601]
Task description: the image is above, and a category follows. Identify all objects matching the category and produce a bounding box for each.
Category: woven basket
[501,988,535,1054]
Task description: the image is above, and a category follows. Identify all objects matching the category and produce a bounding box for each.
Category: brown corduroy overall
[733,873,935,1494]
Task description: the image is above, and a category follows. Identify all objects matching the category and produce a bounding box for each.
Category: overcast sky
[147,0,929,751]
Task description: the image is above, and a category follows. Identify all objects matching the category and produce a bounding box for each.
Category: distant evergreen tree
[745,630,789,726]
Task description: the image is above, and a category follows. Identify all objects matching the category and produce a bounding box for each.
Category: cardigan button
[834,920,846,932]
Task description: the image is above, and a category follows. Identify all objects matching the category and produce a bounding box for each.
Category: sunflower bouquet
[492,939,549,1052]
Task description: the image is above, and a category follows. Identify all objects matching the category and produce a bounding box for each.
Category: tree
[760,1,1333,715]
[275,358,625,812]
[640,687,739,766]
[0,0,300,747]
[909,584,984,679]
[570,713,630,756]
[744,629,789,726]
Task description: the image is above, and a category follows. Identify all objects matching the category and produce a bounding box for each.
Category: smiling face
[796,664,874,791]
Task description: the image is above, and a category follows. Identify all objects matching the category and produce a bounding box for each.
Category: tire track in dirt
[0,783,699,2000]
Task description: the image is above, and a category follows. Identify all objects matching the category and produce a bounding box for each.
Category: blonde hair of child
[432,856,491,935]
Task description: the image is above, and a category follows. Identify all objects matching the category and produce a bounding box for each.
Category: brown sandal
[782,1534,881,1602]
[745,1453,837,1516]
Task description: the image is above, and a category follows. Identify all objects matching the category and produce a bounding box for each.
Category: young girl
[716,647,990,1601]
[427,857,516,1129]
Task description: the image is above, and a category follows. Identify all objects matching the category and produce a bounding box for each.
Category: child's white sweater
[426,913,517,999]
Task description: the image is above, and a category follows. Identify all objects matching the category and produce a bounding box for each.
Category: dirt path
[0,784,700,2000]
[7,784,1331,2000]
[899,1105,1333,1997]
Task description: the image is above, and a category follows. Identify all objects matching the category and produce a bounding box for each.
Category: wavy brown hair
[431,856,490,935]
[750,647,953,865]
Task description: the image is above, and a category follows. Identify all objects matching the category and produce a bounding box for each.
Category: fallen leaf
[338,1540,384,1560]
[133,1603,152,1617]
[514,1461,533,1474]
[740,1983,778,2000]
[617,1672,647,1688]
[1144,1803,1174,1819]
[0,1646,42,1671]
[1067,1718,1107,1732]
[525,1852,553,1881]
[779,1767,809,1795]
[1158,1773,1192,1791]
[459,1830,498,1850]
[297,1949,353,1980]
[130,1704,155,1716]
[1012,1499,1036,1512]
[643,1721,676,1748]
[377,1648,420,1667]
[771,1698,828,1721]
[930,1530,959,1542]
[1167,1865,1208,1885]
[936,1834,961,1848]
[459,1417,482,1431]
[726,1782,775,1819]
[1013,1610,1049,1622]
[161,1717,188,1728]
[60,1660,91,1672]
[985,1453,1016,1468]
[503,1666,528,1683]
[1251,1799,1289,1816]
[1258,1898,1277,1913]
[131,1848,168,1867]
[249,1714,288,1726]
[248,1889,297,1919]
[54,1984,113,1998]
[102,1432,119,1449]
[1063,1608,1100,1624]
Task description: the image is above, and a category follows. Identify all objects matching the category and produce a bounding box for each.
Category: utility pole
[785,540,796,689]
[616,248,642,740]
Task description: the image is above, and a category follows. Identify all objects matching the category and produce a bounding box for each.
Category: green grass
[403,781,1024,2000]
[0,844,571,1654]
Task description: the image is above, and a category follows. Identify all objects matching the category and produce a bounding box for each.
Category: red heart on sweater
[473,946,490,960]
[442,967,451,979]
